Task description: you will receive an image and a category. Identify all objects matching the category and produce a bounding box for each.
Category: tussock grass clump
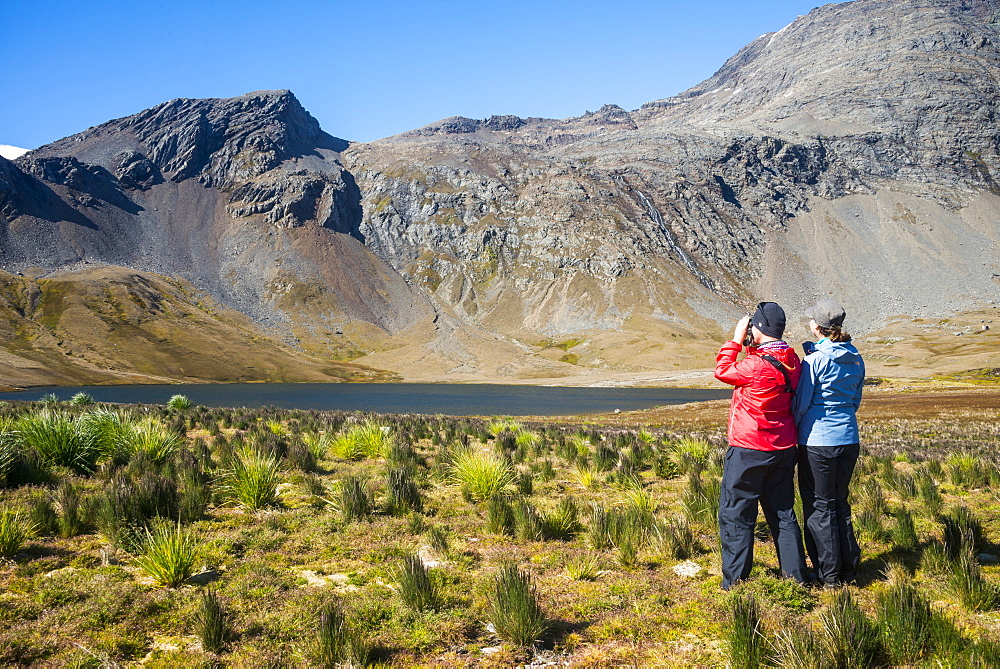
[726,592,770,669]
[921,540,952,574]
[587,503,613,550]
[884,470,916,497]
[330,420,393,460]
[616,535,639,567]
[385,465,422,515]
[653,452,680,479]
[915,468,943,515]
[593,441,617,472]
[94,468,179,550]
[486,494,515,536]
[566,554,601,581]
[265,419,288,437]
[55,480,85,538]
[79,408,133,464]
[222,447,281,511]
[820,588,881,667]
[426,525,449,556]
[0,507,36,558]
[680,472,721,524]
[514,497,544,541]
[571,463,600,490]
[541,496,581,540]
[942,505,985,558]
[393,553,439,612]
[301,432,329,462]
[536,459,555,482]
[386,440,420,469]
[946,451,991,489]
[450,448,515,502]
[875,581,936,664]
[338,475,373,523]
[123,416,183,463]
[167,394,193,410]
[855,508,889,542]
[134,521,198,587]
[672,437,713,475]
[488,561,548,648]
[774,626,822,669]
[515,470,533,495]
[487,417,522,437]
[654,516,698,560]
[80,410,180,465]
[17,410,97,472]
[69,392,95,406]
[949,548,999,611]
[196,588,228,654]
[854,478,888,516]
[891,507,919,550]
[27,492,57,536]
[314,600,372,668]
[177,463,211,523]
[0,430,17,485]
[301,472,329,507]
[286,438,318,472]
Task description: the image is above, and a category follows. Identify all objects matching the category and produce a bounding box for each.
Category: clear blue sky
[1,1,836,149]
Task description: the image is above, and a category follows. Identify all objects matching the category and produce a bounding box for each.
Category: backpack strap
[761,354,793,393]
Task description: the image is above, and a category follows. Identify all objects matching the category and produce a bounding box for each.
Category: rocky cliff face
[1,0,998,385]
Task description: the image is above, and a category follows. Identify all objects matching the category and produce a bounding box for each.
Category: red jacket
[715,340,801,451]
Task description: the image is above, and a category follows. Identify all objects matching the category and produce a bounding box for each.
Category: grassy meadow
[0,388,998,666]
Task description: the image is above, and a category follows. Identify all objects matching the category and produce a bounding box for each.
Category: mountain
[1,0,998,387]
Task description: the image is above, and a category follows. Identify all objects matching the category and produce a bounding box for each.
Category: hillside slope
[0,0,998,386]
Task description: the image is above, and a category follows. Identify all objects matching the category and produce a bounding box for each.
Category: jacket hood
[815,339,860,363]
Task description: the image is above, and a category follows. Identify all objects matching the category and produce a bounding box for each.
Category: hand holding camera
[733,314,753,347]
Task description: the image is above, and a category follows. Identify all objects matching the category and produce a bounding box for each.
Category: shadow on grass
[541,618,593,649]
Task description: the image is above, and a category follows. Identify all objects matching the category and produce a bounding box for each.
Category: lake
[0,383,730,416]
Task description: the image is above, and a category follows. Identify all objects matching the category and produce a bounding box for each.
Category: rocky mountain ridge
[1,0,998,386]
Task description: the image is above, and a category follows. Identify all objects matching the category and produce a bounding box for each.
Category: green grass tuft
[0,507,36,558]
[196,587,228,653]
[488,561,548,647]
[222,446,281,511]
[450,447,515,501]
[393,553,439,612]
[134,521,199,587]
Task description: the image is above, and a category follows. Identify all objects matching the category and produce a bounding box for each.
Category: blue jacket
[793,339,865,446]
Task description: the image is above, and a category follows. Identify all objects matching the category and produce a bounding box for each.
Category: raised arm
[715,340,758,387]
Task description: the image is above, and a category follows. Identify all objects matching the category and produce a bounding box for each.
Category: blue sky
[1,1,837,149]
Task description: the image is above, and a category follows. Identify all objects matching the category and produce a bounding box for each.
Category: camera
[742,313,754,347]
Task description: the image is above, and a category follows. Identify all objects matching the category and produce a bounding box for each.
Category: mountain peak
[29,90,345,188]
[641,0,1000,149]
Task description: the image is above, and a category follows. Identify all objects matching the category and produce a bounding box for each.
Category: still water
[0,383,730,416]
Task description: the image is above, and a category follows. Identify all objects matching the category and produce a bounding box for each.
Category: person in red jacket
[715,302,809,590]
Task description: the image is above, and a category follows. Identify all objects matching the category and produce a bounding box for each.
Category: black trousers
[798,443,861,584]
[719,445,808,590]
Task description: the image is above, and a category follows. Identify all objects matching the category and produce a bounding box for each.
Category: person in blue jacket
[793,299,865,586]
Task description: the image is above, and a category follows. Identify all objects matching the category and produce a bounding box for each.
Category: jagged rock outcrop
[1,0,998,385]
